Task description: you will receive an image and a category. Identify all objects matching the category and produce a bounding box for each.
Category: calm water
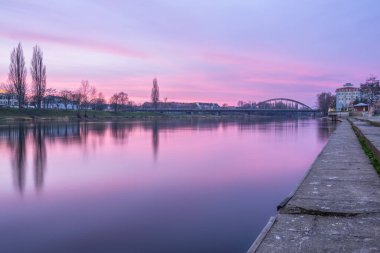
[0,118,335,253]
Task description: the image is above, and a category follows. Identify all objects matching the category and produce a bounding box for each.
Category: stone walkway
[248,120,380,253]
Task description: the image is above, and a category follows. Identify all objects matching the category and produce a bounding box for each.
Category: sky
[0,0,379,106]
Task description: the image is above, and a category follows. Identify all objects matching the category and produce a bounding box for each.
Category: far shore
[0,108,316,123]
[0,108,166,122]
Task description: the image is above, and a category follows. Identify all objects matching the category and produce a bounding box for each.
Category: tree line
[1,43,161,112]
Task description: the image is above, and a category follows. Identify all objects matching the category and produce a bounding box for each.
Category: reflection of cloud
[0,118,336,194]
[0,29,148,59]
[317,119,338,143]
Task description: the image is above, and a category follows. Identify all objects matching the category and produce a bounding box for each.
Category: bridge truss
[257,98,312,110]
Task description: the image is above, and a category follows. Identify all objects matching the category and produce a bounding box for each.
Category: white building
[336,83,361,111]
[196,102,220,109]
[0,92,18,108]
[42,96,78,110]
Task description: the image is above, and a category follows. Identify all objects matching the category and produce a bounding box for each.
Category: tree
[151,78,159,108]
[78,80,95,109]
[43,88,57,109]
[59,89,73,109]
[360,75,380,106]
[70,91,82,109]
[92,92,106,111]
[317,92,336,116]
[110,92,128,112]
[8,43,27,109]
[237,100,244,107]
[31,45,46,109]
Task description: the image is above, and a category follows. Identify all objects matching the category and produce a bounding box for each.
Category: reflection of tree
[44,122,81,145]
[33,124,46,191]
[11,125,27,194]
[111,122,133,144]
[0,117,338,194]
[80,122,89,144]
[317,118,337,142]
[152,120,159,160]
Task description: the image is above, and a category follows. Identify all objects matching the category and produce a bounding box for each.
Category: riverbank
[248,120,380,252]
[0,108,312,122]
[0,108,166,121]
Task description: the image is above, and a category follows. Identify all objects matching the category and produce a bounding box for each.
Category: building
[42,95,78,110]
[354,103,369,112]
[0,91,19,108]
[142,101,220,109]
[336,83,361,111]
[195,102,219,109]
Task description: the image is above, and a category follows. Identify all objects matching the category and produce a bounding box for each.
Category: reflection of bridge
[134,98,318,114]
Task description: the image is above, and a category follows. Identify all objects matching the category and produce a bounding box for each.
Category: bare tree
[43,88,57,109]
[59,89,73,109]
[8,43,27,109]
[360,75,380,106]
[317,92,336,116]
[93,92,106,110]
[110,92,128,112]
[237,100,244,107]
[151,78,159,109]
[31,45,46,109]
[70,91,82,109]
[78,80,95,110]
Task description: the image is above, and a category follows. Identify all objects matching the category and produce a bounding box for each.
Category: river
[0,117,335,253]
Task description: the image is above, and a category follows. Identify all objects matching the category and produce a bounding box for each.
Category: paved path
[248,120,380,253]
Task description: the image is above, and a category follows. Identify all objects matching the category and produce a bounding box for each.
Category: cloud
[0,0,379,106]
[0,29,148,59]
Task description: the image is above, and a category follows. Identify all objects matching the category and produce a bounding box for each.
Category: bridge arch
[257,98,312,110]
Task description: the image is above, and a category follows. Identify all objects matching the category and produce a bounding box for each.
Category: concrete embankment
[351,118,380,166]
[248,120,380,253]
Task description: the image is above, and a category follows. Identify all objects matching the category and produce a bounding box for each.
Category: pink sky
[1,0,379,106]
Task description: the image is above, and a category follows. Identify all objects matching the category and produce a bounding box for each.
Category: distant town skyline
[0,0,379,105]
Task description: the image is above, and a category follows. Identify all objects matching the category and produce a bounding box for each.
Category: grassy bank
[0,108,168,121]
[0,108,317,123]
[357,134,380,175]
[351,123,380,175]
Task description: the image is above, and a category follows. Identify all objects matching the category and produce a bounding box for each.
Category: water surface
[0,118,335,252]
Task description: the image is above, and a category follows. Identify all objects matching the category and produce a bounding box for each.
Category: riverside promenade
[248,120,380,253]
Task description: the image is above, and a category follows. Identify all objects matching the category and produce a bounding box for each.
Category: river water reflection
[0,118,335,253]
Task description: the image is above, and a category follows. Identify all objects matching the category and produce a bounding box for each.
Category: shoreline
[0,108,317,123]
[248,119,380,252]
